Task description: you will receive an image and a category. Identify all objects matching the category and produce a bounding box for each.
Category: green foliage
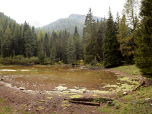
[12,23,20,56]
[135,0,152,78]
[82,8,95,51]
[112,65,141,75]
[0,55,40,65]
[44,32,50,57]
[73,26,83,60]
[2,25,12,57]
[37,30,45,64]
[103,8,121,68]
[24,28,35,57]
[66,35,76,64]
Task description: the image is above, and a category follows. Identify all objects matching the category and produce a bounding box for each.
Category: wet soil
[0,81,116,114]
[0,66,141,114]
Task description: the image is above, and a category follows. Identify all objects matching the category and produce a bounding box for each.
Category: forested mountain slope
[38,14,103,37]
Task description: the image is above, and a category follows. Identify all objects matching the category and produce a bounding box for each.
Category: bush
[0,56,40,65]
[30,57,40,64]
[84,55,94,64]
[44,57,52,65]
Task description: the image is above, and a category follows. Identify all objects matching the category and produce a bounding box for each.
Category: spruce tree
[37,30,45,64]
[32,26,37,57]
[73,26,83,60]
[82,8,95,52]
[135,0,152,78]
[103,8,121,68]
[2,26,12,57]
[24,28,35,57]
[44,32,50,57]
[67,35,76,64]
[61,29,69,63]
[12,23,20,56]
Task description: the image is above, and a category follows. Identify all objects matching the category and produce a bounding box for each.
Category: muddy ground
[0,69,141,114]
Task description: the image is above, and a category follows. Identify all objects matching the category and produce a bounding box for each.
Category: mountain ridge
[38,14,103,37]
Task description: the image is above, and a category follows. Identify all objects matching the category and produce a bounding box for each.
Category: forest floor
[0,65,152,114]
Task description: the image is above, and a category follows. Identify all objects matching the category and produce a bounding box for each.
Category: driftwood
[133,80,145,91]
[66,97,114,106]
[69,100,100,106]
[70,98,94,101]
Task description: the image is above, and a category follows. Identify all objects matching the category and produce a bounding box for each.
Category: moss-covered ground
[97,65,152,114]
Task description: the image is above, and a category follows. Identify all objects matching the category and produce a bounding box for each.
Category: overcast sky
[1,0,128,27]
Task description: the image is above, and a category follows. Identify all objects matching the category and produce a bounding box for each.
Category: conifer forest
[0,0,152,78]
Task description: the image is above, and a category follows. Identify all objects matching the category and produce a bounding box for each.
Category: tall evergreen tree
[2,26,12,57]
[103,8,121,68]
[44,32,50,57]
[82,8,95,53]
[123,0,139,63]
[96,20,106,61]
[61,29,69,63]
[73,26,83,60]
[67,35,76,64]
[24,28,35,57]
[135,0,152,78]
[117,14,132,63]
[18,26,24,55]
[32,26,37,57]
[12,23,20,56]
[37,30,45,64]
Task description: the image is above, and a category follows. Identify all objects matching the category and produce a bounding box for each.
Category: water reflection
[0,65,138,93]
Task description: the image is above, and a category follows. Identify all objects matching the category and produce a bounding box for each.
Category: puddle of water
[21,70,29,71]
[0,65,139,93]
[0,69,16,71]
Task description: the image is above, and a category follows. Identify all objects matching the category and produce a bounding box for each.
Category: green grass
[112,65,141,75]
[97,84,152,114]
[96,65,152,113]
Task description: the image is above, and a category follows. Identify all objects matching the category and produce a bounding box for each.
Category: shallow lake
[0,65,138,93]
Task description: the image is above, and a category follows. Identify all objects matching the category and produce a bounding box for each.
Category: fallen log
[71,98,94,101]
[70,97,113,102]
[133,80,145,91]
[69,100,100,106]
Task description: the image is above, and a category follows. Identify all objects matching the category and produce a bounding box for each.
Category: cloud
[26,20,44,28]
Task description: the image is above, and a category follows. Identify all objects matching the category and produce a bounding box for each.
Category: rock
[123,92,128,95]
[145,98,151,101]
[0,79,4,81]
[19,87,25,90]
[132,101,136,105]
[107,101,114,106]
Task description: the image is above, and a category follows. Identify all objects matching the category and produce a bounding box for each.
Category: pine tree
[37,30,45,64]
[103,8,121,68]
[117,14,130,61]
[18,26,24,55]
[2,25,12,57]
[61,29,69,63]
[44,32,50,57]
[96,20,106,61]
[32,26,37,57]
[24,28,35,57]
[135,0,152,78]
[123,0,139,63]
[73,26,83,60]
[82,8,95,52]
[12,23,20,56]
[67,35,76,64]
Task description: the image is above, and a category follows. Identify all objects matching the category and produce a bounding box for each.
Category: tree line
[0,0,152,78]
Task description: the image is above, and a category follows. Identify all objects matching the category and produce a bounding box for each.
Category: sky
[0,0,128,28]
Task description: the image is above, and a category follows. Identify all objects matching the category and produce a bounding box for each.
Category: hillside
[38,14,103,37]
[0,12,16,32]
